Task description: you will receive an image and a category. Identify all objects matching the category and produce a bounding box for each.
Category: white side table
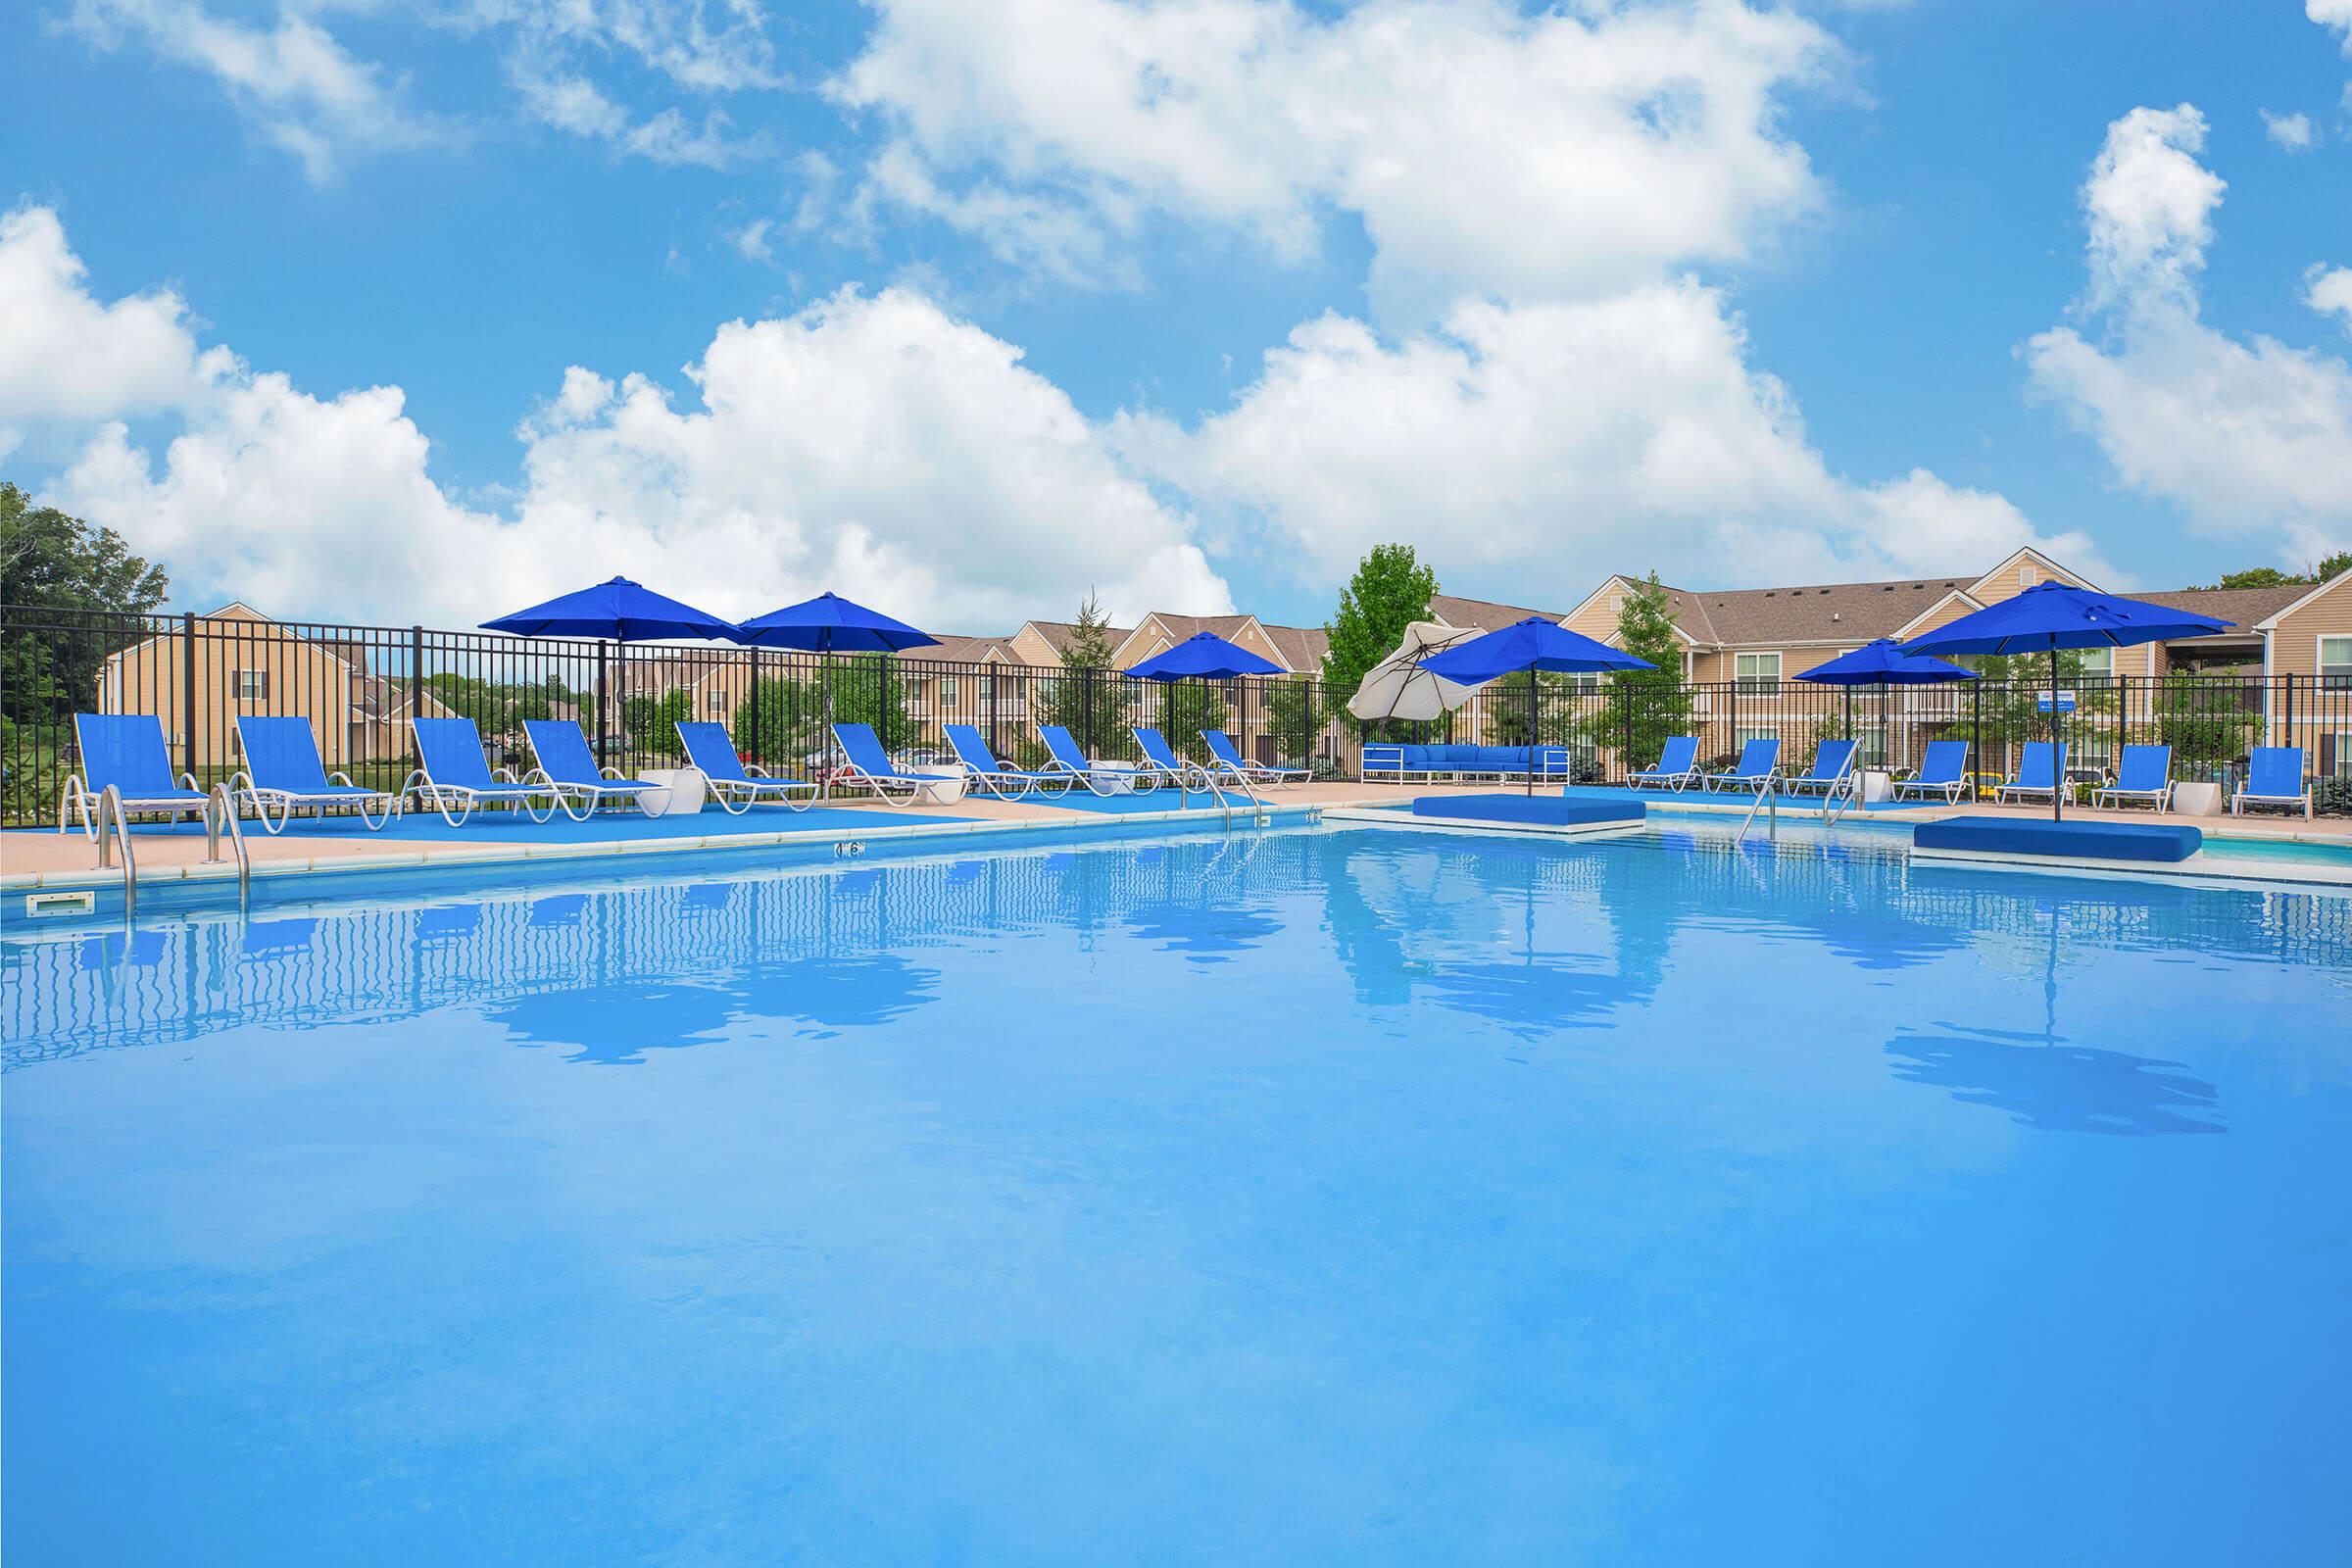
[1857,769,1891,803]
[2171,781,2222,816]
[910,776,967,806]
[638,767,705,816]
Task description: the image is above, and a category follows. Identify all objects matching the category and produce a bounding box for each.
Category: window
[234,668,269,702]
[707,688,726,711]
[2321,636,2352,691]
[939,677,958,706]
[1734,652,1781,694]
[2074,647,2114,686]
[2330,733,2352,781]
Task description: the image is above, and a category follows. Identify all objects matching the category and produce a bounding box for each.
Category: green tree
[831,654,917,752]
[734,673,826,769]
[1,483,171,612]
[1152,682,1230,763]
[621,690,692,757]
[1577,572,1692,771]
[1038,591,1127,752]
[1262,677,1329,767]
[2152,673,2262,774]
[2187,555,2348,590]
[1322,544,1437,715]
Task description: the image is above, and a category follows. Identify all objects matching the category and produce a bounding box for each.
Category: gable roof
[1428,592,1562,632]
[1018,617,1134,662]
[913,634,1015,665]
[1666,575,1976,646]
[1965,545,2096,599]
[1259,622,1331,674]
[2130,585,2302,636]
[2250,568,2352,630]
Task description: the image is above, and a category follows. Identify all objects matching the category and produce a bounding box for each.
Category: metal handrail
[1822,774,1859,828]
[208,782,252,902]
[91,784,137,916]
[1735,773,1780,844]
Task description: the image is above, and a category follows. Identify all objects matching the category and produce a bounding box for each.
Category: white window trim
[2318,634,2352,689]
[234,667,269,702]
[1734,650,1784,696]
[2331,731,2352,781]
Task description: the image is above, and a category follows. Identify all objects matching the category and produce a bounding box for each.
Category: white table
[2171,781,2222,816]
[637,767,704,817]
[1857,769,1891,803]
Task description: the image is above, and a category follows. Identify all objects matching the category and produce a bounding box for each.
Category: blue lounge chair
[1132,727,1200,783]
[1036,724,1164,796]
[1892,740,1970,804]
[832,721,956,807]
[1781,738,1860,800]
[523,720,665,821]
[1704,737,1781,794]
[674,720,816,814]
[61,713,211,836]
[233,715,399,833]
[1994,741,2071,806]
[1628,736,1701,792]
[405,717,558,826]
[2091,744,2173,812]
[944,724,1074,799]
[2232,746,2312,818]
[1202,729,1306,786]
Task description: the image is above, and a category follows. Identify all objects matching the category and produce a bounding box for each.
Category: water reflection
[1886,1024,2226,1137]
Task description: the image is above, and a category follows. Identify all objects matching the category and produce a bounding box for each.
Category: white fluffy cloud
[2261,110,2318,152]
[7,207,1229,629]
[837,0,1840,309]
[1117,282,2107,597]
[64,0,454,182]
[2024,106,2352,567]
[2308,266,2352,332]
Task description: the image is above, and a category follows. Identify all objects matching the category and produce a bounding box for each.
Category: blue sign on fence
[2036,692,2079,713]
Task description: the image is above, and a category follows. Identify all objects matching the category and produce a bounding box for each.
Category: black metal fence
[4,603,2348,825]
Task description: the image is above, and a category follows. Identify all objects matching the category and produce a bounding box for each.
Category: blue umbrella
[1125,633,1282,781]
[483,576,737,765]
[1797,639,1977,788]
[1125,631,1283,681]
[1418,617,1655,795]
[732,592,941,798]
[1901,581,2233,820]
[483,575,736,642]
[1794,639,1978,687]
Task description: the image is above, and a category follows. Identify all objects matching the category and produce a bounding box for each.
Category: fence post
[1082,667,1097,757]
[2281,673,2294,754]
[408,624,423,765]
[748,648,762,766]
[1971,676,1983,802]
[596,642,611,763]
[180,611,198,780]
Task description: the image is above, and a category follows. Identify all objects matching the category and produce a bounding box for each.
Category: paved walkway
[6,779,2343,890]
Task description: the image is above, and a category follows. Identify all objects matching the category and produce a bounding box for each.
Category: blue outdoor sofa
[1361,744,1573,784]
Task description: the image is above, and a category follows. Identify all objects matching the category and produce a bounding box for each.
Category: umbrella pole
[822,647,834,803]
[2050,636,2062,823]
[1527,664,1536,797]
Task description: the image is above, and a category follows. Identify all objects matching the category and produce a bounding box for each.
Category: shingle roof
[1021,618,1134,662]
[2127,585,2302,634]
[1656,576,1975,646]
[915,634,1015,665]
[1428,593,1562,632]
[1259,622,1331,673]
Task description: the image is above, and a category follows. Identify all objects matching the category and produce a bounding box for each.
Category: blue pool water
[5,824,2348,1564]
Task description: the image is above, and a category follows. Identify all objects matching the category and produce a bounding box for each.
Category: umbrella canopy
[481,576,736,642]
[1794,639,1979,686]
[1125,631,1283,681]
[1416,617,1653,683]
[1898,581,2231,657]
[1901,582,2233,821]
[1347,621,1485,721]
[733,591,941,654]
[1418,618,1654,797]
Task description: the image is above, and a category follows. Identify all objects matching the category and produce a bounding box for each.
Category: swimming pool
[5,823,2347,1564]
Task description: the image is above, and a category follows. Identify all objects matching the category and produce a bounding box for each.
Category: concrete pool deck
[6,779,2347,901]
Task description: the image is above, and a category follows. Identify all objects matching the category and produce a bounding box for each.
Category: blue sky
[4,0,2350,634]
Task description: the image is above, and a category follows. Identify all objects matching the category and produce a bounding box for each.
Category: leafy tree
[1,484,170,612]
[2187,555,2348,590]
[1262,677,1330,766]
[1038,591,1128,752]
[1151,682,1229,763]
[1577,572,1692,771]
[622,690,692,757]
[734,673,826,768]
[2152,673,2262,774]
[1483,668,1580,747]
[831,654,917,752]
[1322,544,1437,716]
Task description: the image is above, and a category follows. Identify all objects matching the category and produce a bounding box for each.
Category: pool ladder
[1734,772,1781,845]
[1178,761,1269,830]
[90,782,251,920]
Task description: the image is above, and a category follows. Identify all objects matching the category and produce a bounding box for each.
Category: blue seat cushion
[1913,815,2201,863]
[1411,795,1643,827]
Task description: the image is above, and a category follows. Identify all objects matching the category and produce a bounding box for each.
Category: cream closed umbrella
[1347,622,1486,721]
